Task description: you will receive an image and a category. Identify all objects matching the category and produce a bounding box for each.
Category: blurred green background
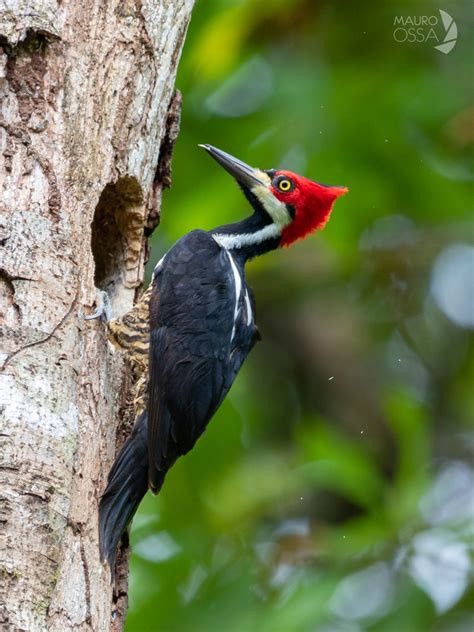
[127,1,473,630]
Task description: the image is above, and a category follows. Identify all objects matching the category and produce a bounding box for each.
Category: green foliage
[127,1,473,630]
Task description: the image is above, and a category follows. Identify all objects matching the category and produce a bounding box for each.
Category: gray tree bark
[0,1,193,630]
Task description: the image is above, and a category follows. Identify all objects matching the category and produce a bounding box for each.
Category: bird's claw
[85,289,113,323]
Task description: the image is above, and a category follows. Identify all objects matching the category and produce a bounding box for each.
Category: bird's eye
[277,178,292,192]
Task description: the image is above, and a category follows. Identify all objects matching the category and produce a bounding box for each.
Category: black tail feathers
[99,412,163,571]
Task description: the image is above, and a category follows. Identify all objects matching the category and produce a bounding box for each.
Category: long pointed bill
[199,144,267,188]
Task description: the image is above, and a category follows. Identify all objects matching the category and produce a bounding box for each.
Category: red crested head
[270,171,348,248]
[200,144,348,254]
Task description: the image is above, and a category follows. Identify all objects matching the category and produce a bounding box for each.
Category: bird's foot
[85,289,113,323]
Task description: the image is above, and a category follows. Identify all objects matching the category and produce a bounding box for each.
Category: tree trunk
[0,1,193,630]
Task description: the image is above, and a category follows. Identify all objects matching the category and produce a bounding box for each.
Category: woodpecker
[91,144,348,570]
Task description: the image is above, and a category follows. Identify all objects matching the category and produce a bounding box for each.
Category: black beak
[199,144,265,188]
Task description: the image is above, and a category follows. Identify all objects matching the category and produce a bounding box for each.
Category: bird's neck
[211,212,281,262]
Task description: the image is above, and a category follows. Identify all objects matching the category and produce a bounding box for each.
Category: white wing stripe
[244,289,252,325]
[226,251,242,343]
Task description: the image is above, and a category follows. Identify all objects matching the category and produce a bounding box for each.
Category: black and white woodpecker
[89,145,348,569]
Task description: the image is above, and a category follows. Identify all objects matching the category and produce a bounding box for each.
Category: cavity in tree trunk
[0,1,194,630]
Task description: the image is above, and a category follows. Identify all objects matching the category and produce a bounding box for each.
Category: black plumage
[99,228,262,568]
[96,144,344,571]
[147,230,259,492]
[99,411,148,569]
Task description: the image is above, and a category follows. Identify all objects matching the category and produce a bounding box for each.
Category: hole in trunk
[91,176,144,295]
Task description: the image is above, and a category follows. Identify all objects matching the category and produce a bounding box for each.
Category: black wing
[147,230,252,493]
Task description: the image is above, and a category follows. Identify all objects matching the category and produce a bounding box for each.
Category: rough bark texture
[0,1,193,630]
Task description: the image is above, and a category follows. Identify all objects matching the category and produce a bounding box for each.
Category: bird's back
[147,230,259,491]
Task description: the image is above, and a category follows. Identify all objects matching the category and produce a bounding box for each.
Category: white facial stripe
[212,171,292,251]
[252,183,292,227]
[213,223,282,250]
[253,169,271,185]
